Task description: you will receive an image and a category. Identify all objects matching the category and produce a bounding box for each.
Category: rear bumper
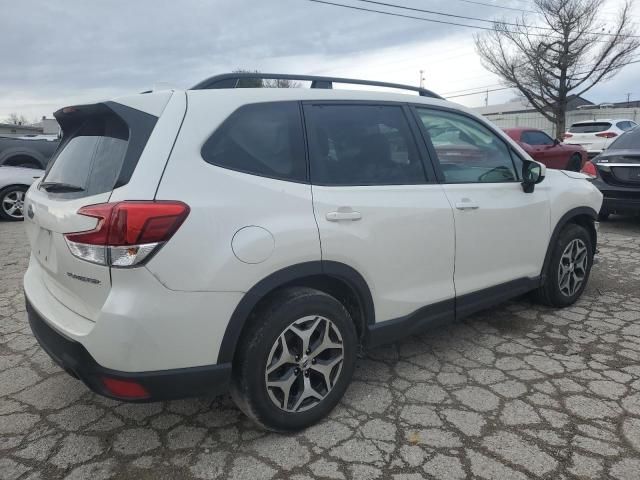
[592,178,640,213]
[26,297,232,402]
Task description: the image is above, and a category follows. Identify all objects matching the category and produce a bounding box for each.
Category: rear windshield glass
[569,122,612,133]
[608,128,640,150]
[44,113,129,196]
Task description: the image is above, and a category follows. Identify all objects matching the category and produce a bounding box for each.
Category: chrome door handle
[455,202,479,210]
[326,210,362,221]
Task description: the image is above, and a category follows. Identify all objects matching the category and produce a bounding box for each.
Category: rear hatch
[24,101,160,321]
[564,122,613,149]
[596,150,640,187]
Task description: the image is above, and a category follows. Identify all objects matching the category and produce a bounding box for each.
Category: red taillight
[595,132,617,138]
[581,161,597,178]
[563,133,573,139]
[102,377,149,399]
[64,201,189,267]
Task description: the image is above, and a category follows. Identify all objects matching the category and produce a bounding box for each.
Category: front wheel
[534,223,593,307]
[230,287,357,431]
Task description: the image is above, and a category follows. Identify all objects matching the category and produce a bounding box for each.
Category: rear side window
[201,102,306,182]
[521,130,554,146]
[304,104,426,186]
[44,113,129,196]
[569,122,611,133]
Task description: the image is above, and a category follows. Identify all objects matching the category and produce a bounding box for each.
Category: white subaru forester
[24,73,602,431]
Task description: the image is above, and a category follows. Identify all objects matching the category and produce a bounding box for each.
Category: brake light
[64,201,190,267]
[595,132,617,138]
[563,133,573,139]
[581,161,598,178]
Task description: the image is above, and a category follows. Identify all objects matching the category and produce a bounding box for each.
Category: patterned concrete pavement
[1,217,640,480]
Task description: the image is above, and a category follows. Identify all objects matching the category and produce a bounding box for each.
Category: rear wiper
[40,182,85,193]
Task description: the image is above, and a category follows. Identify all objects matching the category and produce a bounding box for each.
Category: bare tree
[232,69,300,88]
[475,0,640,137]
[4,113,29,125]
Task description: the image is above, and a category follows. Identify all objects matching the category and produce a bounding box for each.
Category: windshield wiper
[40,182,85,193]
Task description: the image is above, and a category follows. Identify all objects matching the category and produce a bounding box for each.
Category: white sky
[1,0,638,121]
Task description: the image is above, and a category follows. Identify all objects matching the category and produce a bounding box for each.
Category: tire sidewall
[547,224,593,306]
[235,290,357,431]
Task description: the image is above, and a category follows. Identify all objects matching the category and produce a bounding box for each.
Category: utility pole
[419,70,425,89]
[485,89,489,107]
[627,93,632,106]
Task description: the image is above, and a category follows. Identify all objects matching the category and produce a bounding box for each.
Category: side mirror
[522,160,545,193]
[553,138,560,146]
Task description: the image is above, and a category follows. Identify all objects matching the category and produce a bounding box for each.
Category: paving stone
[0,458,30,480]
[453,386,500,412]
[568,453,603,479]
[610,458,640,480]
[441,409,485,436]
[329,438,383,463]
[13,375,85,409]
[0,366,41,396]
[309,459,345,479]
[0,412,40,434]
[423,453,465,479]
[621,416,640,452]
[467,450,529,480]
[483,431,558,476]
[500,400,541,425]
[303,419,353,449]
[166,425,207,450]
[190,451,229,479]
[113,428,160,455]
[228,456,276,480]
[248,435,310,470]
[63,460,117,480]
[51,434,105,468]
[47,404,104,431]
[399,404,442,427]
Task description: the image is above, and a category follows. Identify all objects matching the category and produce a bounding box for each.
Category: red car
[503,128,587,171]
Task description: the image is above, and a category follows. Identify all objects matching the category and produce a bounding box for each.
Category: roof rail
[190,73,443,99]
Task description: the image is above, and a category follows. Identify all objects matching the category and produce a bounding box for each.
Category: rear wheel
[567,153,582,172]
[534,223,593,307]
[0,185,27,221]
[230,287,357,431]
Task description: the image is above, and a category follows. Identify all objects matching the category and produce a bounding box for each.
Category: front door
[413,107,550,308]
[303,102,456,324]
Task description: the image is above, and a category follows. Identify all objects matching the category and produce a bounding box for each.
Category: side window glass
[415,108,518,184]
[201,102,306,182]
[521,131,553,146]
[304,104,426,186]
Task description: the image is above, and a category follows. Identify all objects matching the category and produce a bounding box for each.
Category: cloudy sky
[2,0,639,121]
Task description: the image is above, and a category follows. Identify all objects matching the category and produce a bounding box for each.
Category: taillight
[595,132,617,138]
[64,201,190,267]
[581,161,598,178]
[563,133,573,139]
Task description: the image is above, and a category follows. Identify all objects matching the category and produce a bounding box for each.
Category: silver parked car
[0,166,44,220]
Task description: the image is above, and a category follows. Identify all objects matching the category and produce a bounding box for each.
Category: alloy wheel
[2,190,25,219]
[265,315,344,413]
[558,238,588,297]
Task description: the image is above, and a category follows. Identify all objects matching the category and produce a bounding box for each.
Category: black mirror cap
[521,160,544,193]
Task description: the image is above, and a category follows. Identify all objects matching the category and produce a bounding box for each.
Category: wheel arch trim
[217,261,375,364]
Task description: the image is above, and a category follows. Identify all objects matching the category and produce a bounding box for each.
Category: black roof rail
[190,73,443,99]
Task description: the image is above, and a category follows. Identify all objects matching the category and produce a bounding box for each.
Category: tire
[230,287,358,432]
[0,185,28,221]
[598,210,610,221]
[567,153,582,172]
[534,223,593,307]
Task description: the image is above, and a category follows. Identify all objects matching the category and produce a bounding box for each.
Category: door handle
[455,201,479,211]
[326,210,362,221]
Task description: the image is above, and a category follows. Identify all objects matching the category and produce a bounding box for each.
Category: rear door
[24,95,175,321]
[412,106,550,309]
[304,102,455,324]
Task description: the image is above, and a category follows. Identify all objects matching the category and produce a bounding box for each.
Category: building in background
[0,116,60,138]
[474,96,639,137]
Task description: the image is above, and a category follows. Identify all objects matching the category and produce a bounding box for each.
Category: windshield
[43,113,129,196]
[607,128,640,150]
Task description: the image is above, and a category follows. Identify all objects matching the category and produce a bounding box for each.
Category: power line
[434,0,537,14]
[354,0,640,38]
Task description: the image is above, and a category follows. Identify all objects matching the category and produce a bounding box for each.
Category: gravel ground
[1,217,640,480]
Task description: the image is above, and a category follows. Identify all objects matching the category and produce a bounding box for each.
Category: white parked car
[24,74,602,431]
[563,118,637,157]
[0,166,44,220]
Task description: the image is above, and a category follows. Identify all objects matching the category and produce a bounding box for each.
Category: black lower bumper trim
[26,297,232,402]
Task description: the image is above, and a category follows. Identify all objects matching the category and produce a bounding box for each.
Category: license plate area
[611,166,640,184]
[35,227,56,271]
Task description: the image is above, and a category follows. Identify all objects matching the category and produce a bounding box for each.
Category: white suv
[24,73,603,431]
[564,118,638,157]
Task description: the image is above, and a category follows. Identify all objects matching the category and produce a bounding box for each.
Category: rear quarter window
[201,102,307,182]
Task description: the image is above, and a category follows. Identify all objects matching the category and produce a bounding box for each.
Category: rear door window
[607,128,640,150]
[201,102,306,182]
[569,122,612,133]
[43,113,129,196]
[521,130,554,145]
[303,104,426,186]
